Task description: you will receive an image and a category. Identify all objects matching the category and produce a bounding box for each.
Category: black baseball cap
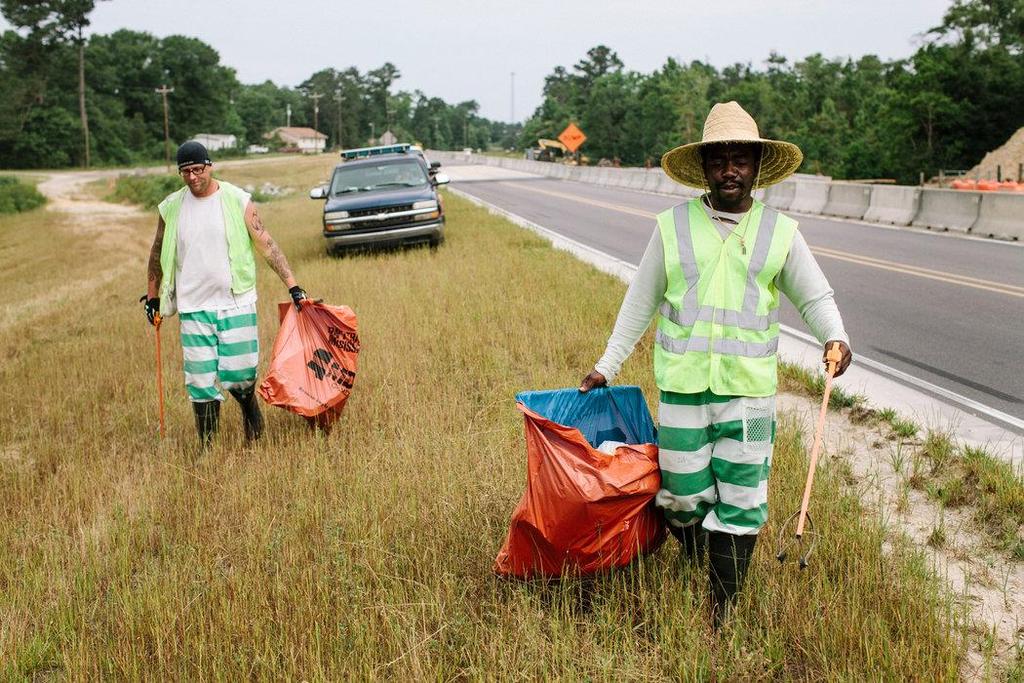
[176,141,212,170]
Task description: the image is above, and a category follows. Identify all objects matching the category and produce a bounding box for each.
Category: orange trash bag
[257,301,359,430]
[494,386,666,579]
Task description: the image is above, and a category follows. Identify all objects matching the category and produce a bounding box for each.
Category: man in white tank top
[143,141,310,447]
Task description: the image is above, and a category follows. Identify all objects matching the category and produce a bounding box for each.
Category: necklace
[705,200,750,255]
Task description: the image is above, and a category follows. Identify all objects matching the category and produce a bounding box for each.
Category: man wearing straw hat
[580,101,852,625]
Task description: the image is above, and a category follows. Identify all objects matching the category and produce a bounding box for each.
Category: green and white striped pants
[656,390,776,536]
[180,304,259,403]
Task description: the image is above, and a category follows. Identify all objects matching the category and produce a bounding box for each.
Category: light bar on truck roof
[340,144,411,160]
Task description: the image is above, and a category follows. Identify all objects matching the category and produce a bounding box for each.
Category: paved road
[451,173,1024,423]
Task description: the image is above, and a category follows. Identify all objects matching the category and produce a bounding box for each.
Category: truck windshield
[330,160,428,194]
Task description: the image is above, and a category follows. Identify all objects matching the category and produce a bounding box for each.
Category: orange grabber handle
[154,313,165,438]
[795,341,843,538]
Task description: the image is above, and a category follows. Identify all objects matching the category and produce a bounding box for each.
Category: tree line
[519,0,1024,183]
[0,1,521,168]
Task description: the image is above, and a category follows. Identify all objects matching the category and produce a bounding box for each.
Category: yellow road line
[810,245,1024,295]
[498,181,1024,299]
[809,249,1024,298]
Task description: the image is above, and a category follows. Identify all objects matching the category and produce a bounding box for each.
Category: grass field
[0,157,970,679]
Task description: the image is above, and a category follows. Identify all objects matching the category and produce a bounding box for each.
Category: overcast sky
[1,0,953,122]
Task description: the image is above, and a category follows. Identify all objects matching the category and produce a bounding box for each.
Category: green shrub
[0,176,46,214]
[106,173,182,209]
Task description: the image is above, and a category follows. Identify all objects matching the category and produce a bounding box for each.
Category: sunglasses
[180,165,209,177]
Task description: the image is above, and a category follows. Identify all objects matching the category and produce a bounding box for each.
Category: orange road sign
[558,123,587,153]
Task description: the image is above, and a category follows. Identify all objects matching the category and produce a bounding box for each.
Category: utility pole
[510,71,515,123]
[286,103,291,127]
[335,90,343,150]
[77,24,90,168]
[155,84,174,168]
[310,92,322,133]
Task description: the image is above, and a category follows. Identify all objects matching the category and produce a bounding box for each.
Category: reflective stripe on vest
[653,198,797,397]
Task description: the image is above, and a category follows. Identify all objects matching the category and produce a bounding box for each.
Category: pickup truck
[310,144,450,254]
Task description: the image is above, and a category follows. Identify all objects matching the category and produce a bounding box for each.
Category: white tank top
[175,188,257,313]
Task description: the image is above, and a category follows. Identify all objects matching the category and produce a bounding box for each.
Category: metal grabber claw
[776,341,842,569]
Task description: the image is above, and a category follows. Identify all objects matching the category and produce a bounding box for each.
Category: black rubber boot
[192,400,220,448]
[708,531,758,628]
[668,523,707,560]
[229,386,264,442]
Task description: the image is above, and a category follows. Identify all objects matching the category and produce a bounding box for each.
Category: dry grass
[0,159,968,679]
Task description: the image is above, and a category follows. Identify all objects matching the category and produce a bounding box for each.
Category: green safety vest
[653,198,797,397]
[157,179,256,314]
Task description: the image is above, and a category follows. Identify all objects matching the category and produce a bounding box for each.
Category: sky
[1,0,954,122]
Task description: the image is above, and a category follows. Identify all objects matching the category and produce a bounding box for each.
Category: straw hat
[661,101,803,189]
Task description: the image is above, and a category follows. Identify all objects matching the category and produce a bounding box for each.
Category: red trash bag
[494,387,666,579]
[257,301,359,430]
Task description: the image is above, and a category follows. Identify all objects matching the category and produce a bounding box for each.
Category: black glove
[289,285,308,311]
[139,294,160,326]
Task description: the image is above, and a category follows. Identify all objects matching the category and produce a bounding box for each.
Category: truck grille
[345,204,415,231]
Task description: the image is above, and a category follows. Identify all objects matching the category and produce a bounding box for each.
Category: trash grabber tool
[776,341,843,569]
[155,313,165,438]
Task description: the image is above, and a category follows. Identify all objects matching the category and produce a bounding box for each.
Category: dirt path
[778,392,1024,679]
[0,171,151,334]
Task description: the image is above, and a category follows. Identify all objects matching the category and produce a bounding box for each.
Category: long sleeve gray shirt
[594,199,850,382]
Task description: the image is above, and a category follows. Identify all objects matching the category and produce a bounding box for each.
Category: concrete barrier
[763,181,795,210]
[788,180,831,214]
[971,192,1024,240]
[823,183,872,219]
[625,170,646,190]
[656,175,679,195]
[863,186,921,226]
[641,171,661,193]
[912,189,982,233]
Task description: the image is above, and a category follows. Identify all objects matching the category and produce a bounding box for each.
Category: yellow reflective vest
[157,180,256,315]
[654,198,798,397]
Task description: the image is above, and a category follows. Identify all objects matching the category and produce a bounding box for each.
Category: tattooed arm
[244,202,298,288]
[147,216,165,299]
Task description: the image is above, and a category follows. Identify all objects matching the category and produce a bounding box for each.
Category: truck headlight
[412,200,438,210]
[324,210,349,221]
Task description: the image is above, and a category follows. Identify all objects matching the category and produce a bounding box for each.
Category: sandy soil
[778,392,1023,679]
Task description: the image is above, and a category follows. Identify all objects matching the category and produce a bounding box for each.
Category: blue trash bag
[515,386,656,447]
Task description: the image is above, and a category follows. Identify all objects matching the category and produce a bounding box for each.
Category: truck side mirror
[433,173,450,186]
[309,185,327,199]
